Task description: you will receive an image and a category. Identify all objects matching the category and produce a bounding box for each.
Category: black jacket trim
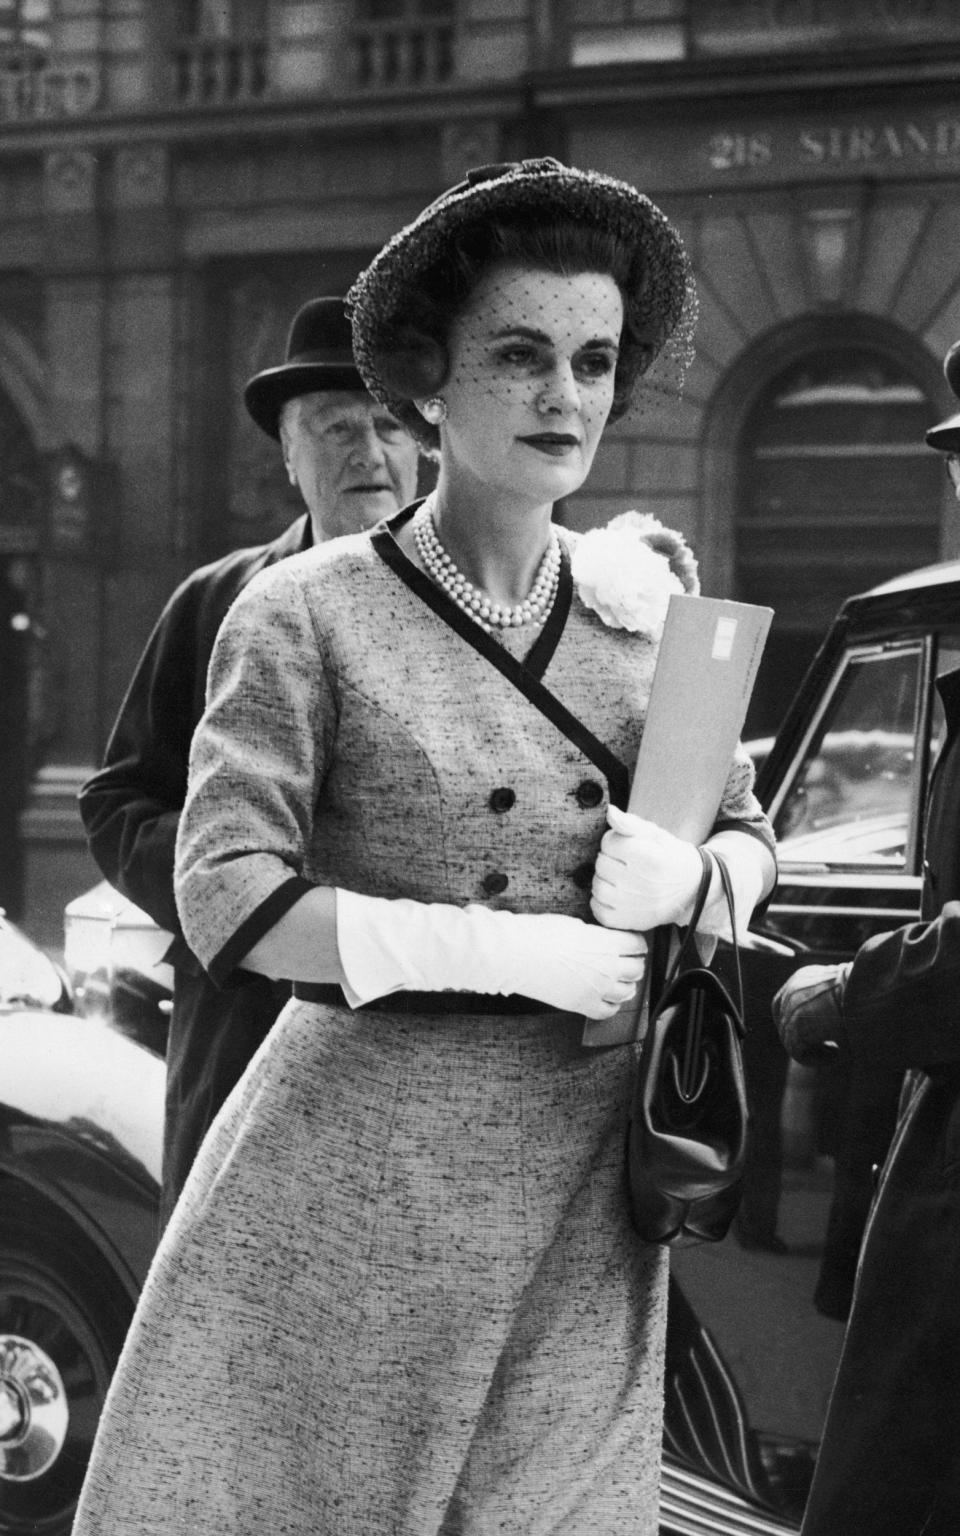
[208,874,315,989]
[373,508,629,810]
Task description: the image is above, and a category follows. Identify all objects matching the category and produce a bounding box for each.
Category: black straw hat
[244,297,364,440]
[347,158,696,444]
[926,339,960,452]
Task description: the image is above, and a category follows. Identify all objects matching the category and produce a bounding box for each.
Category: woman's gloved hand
[699,827,773,940]
[334,889,647,1020]
[590,806,703,930]
[591,807,774,938]
[772,963,851,1063]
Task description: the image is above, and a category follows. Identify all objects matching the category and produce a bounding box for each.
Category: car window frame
[765,634,935,882]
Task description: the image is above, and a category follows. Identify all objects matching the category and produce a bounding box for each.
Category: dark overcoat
[79,515,311,1227]
[801,665,960,1536]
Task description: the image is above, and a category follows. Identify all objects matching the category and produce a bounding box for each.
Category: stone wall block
[677,346,721,407]
[745,208,807,321]
[440,120,501,184]
[463,0,528,19]
[565,491,697,538]
[45,278,105,454]
[689,279,747,371]
[585,437,630,492]
[924,293,960,378]
[892,200,960,334]
[628,439,698,497]
[105,275,176,556]
[697,214,779,336]
[630,385,703,442]
[42,150,102,272]
[856,199,926,316]
[457,27,529,81]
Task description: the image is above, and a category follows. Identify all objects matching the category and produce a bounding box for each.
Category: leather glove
[334,889,647,1020]
[772,963,851,1064]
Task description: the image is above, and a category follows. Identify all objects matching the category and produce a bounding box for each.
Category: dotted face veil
[347,158,699,457]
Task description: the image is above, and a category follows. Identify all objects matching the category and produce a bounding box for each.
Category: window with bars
[175,1,268,40]
[0,1,52,123]
[563,0,960,69]
[737,347,941,736]
[353,0,455,90]
[0,0,50,52]
[172,0,268,104]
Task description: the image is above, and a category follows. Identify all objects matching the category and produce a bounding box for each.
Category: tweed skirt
[73,999,668,1535]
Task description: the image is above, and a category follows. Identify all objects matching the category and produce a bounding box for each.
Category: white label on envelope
[712,616,738,660]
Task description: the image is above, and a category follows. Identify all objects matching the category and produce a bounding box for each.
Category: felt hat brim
[244,360,366,440]
[347,158,695,449]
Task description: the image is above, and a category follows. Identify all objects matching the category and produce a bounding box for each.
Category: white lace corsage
[572,511,700,637]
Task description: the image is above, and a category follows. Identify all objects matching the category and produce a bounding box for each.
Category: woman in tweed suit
[73,159,775,1535]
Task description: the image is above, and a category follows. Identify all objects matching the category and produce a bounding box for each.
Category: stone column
[24,146,107,942]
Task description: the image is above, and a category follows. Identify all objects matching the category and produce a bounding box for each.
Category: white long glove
[335,888,646,1020]
[590,806,772,939]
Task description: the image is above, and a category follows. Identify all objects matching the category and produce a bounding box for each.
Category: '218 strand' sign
[707,114,960,176]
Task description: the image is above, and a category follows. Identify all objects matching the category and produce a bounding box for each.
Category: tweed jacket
[176,512,771,986]
[79,513,311,1224]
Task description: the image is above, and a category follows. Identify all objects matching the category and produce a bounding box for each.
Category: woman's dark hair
[371,212,658,428]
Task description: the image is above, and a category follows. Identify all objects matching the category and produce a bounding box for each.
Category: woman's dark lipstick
[517,433,579,456]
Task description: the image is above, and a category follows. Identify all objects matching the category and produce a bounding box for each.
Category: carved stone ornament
[113,146,169,209]
[43,150,98,215]
[440,121,500,187]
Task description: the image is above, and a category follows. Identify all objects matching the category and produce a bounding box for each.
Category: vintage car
[0,909,163,1536]
[4,553,960,1535]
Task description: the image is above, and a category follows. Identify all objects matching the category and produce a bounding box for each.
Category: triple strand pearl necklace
[412,499,561,636]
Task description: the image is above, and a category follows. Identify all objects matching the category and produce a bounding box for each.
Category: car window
[772,643,924,868]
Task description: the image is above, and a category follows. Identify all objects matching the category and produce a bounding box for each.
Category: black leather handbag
[627,847,748,1247]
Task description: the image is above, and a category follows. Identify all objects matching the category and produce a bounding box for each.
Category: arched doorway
[0,387,43,921]
[703,318,946,741]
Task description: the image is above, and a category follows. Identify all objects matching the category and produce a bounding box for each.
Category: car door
[661,618,960,1533]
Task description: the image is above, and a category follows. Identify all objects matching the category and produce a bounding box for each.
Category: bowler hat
[347,158,696,447]
[925,339,960,452]
[244,297,365,440]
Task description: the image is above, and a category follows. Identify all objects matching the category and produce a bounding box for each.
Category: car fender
[0,1009,163,1297]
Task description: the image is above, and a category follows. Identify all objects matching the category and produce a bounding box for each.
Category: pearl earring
[422,397,448,426]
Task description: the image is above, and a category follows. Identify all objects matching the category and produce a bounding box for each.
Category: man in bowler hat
[80,297,420,1227]
[773,338,960,1535]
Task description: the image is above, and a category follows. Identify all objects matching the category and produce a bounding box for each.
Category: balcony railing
[351,22,454,90]
[172,38,267,107]
[0,48,99,121]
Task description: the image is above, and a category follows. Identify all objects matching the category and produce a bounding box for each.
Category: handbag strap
[661,847,744,1021]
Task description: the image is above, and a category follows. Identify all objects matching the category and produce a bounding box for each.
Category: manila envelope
[583,593,773,1048]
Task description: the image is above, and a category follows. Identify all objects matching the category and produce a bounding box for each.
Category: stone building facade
[2,0,960,942]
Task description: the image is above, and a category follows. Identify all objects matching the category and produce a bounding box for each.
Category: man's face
[280,390,420,540]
